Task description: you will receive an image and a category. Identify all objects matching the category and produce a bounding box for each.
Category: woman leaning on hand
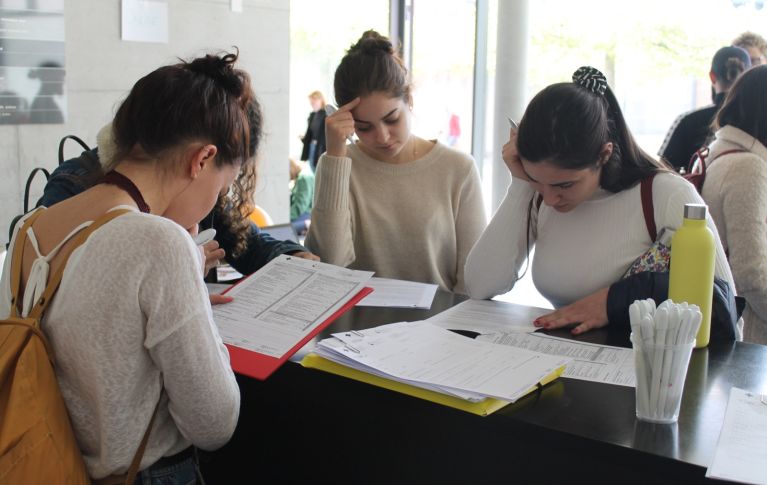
[465,66,737,339]
[305,30,486,294]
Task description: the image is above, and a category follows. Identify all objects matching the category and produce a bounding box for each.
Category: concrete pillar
[492,0,530,212]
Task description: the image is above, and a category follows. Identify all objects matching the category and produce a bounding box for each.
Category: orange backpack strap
[8,209,46,318]
[27,209,131,321]
[125,397,163,484]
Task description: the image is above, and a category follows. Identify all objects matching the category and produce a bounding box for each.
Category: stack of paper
[212,255,373,380]
[312,321,569,403]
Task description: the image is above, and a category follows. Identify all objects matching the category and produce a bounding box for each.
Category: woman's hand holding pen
[501,127,530,182]
[325,97,360,158]
[533,287,609,335]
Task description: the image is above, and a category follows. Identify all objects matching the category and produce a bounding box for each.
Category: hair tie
[572,66,607,96]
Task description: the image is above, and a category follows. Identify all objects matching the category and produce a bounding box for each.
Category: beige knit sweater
[702,125,767,345]
[305,141,486,293]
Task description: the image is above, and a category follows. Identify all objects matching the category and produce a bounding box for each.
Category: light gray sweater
[702,125,767,345]
[305,141,486,293]
[0,209,240,479]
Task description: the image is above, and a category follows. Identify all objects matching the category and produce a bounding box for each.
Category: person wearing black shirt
[300,91,327,171]
[658,46,751,171]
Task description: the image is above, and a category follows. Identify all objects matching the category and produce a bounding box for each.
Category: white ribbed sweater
[466,172,734,307]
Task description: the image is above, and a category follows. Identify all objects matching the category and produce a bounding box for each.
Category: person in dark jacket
[300,91,327,171]
[658,46,751,171]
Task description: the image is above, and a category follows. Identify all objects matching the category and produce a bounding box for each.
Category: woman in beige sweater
[305,31,486,293]
[702,65,767,344]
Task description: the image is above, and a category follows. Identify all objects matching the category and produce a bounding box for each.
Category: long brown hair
[714,65,767,147]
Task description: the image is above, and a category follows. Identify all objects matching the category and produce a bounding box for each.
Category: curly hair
[211,96,263,258]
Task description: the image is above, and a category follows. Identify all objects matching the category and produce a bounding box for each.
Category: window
[289,0,389,161]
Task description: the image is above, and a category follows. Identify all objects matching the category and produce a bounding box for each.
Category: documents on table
[212,254,373,380]
[205,283,231,295]
[426,299,544,334]
[706,387,767,484]
[312,321,569,403]
[477,332,636,387]
[356,277,438,309]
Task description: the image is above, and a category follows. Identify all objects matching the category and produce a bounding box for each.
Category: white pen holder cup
[631,334,695,424]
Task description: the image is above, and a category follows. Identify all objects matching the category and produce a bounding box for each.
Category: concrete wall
[0,0,291,246]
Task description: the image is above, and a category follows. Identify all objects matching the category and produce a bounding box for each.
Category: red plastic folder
[223,286,373,381]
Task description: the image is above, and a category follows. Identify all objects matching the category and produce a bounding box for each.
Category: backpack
[0,208,154,484]
[683,147,746,193]
[6,135,93,250]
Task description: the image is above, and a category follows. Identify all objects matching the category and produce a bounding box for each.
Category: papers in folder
[307,321,569,410]
[212,255,373,380]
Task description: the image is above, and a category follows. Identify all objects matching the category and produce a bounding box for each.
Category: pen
[193,228,216,246]
[326,104,355,144]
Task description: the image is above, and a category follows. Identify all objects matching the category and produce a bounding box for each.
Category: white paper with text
[213,255,372,357]
[477,332,636,387]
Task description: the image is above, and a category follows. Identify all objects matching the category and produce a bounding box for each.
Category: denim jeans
[134,456,202,485]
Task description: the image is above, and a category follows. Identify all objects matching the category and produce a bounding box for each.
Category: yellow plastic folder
[300,353,566,417]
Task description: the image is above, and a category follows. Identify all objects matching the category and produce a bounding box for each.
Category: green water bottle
[669,203,715,348]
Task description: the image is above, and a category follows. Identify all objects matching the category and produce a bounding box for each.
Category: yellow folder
[300,353,565,417]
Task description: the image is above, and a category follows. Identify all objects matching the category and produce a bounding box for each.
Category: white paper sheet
[121,0,168,43]
[477,332,636,387]
[212,255,372,357]
[426,299,543,334]
[706,387,767,484]
[205,283,231,295]
[355,277,438,309]
[315,321,569,402]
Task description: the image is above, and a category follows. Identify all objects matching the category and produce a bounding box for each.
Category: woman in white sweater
[702,65,767,344]
[304,31,486,294]
[465,67,735,337]
[1,53,253,482]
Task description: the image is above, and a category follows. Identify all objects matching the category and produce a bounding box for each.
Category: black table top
[203,289,767,484]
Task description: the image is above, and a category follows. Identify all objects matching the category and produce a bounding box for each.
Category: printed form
[213,255,372,357]
[706,387,767,484]
[356,277,438,309]
[478,332,636,387]
[426,299,543,334]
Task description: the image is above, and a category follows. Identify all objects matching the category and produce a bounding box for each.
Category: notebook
[262,223,298,243]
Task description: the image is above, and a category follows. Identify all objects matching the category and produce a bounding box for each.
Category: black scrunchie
[572,66,607,96]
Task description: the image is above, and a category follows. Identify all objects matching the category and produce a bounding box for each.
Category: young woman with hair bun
[305,30,486,294]
[1,51,254,483]
[466,67,737,339]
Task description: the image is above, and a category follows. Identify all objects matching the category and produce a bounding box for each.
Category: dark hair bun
[349,30,394,56]
[188,51,243,96]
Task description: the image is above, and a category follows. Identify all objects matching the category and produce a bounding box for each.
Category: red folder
[222,286,373,380]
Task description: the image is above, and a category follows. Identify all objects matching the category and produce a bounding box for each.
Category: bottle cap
[684,203,707,220]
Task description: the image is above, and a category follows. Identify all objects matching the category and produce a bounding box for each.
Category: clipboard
[300,353,565,416]
[226,286,373,381]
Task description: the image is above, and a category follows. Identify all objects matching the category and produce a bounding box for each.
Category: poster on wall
[121,0,168,44]
[0,0,66,125]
